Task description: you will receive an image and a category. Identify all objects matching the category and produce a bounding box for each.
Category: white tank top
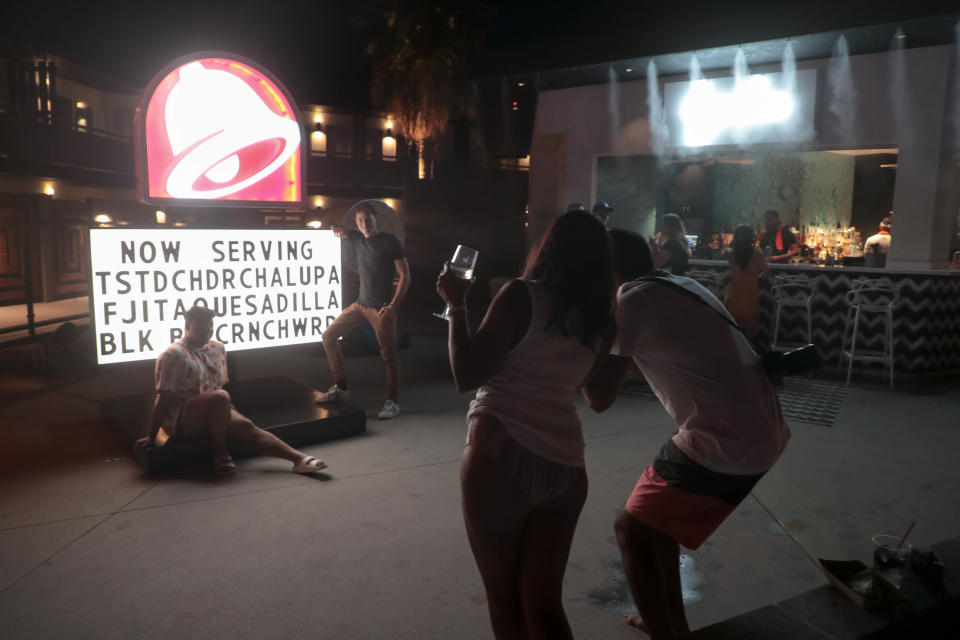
[468,280,598,468]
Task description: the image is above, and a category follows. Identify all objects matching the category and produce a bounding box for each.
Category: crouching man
[135,305,327,476]
[586,230,790,638]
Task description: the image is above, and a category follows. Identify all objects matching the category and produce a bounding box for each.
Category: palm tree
[361,0,485,179]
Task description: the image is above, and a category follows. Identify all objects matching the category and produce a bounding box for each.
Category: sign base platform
[101,376,365,475]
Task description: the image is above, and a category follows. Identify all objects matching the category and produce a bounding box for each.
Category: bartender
[863,216,893,255]
[758,209,799,262]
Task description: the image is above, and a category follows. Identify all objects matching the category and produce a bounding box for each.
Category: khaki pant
[321,302,399,400]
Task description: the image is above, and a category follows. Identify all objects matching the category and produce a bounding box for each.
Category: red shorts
[625,440,764,550]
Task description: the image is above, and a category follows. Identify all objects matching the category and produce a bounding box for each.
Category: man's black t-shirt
[346,230,404,308]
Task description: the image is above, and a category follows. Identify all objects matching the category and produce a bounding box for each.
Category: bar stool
[770,274,814,350]
[839,278,899,389]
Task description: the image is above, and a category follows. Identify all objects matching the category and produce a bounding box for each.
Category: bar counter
[685,259,960,376]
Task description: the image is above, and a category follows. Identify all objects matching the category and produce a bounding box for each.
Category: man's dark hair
[523,211,614,346]
[184,304,217,324]
[355,201,379,217]
[764,209,780,220]
[609,228,653,281]
[880,216,892,229]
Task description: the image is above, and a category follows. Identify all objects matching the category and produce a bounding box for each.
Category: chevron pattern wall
[686,264,960,375]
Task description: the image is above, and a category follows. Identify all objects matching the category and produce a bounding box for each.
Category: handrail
[0,312,89,336]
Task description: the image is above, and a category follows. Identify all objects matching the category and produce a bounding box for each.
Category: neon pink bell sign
[136,53,305,207]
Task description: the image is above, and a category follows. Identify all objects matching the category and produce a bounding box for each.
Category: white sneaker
[377,399,400,420]
[313,385,351,404]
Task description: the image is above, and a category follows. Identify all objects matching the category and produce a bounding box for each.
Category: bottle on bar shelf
[796,222,863,262]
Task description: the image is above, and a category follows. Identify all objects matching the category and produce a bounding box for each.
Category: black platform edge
[101,377,366,475]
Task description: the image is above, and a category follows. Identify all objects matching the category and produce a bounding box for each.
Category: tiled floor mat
[619,376,847,427]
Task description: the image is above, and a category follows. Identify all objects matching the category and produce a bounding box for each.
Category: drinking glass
[872,534,911,589]
[435,245,479,320]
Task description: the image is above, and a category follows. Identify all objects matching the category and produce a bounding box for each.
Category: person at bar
[724,224,770,341]
[135,305,327,476]
[649,213,690,275]
[863,216,893,257]
[592,201,614,226]
[313,201,410,420]
[584,229,789,639]
[758,209,799,262]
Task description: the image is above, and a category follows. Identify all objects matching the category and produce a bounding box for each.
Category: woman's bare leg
[518,470,588,640]
[226,409,315,465]
[460,435,532,639]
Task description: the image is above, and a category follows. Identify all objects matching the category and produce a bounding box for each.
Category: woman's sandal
[292,456,327,474]
[213,455,237,476]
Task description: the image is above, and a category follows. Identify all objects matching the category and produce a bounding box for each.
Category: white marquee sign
[89,229,342,364]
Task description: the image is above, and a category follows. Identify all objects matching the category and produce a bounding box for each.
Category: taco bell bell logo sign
[136,54,305,206]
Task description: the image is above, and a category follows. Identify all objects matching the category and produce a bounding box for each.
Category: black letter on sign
[100,333,116,355]
[161,241,181,263]
[139,330,153,351]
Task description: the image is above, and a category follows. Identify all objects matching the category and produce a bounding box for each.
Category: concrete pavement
[1,333,958,639]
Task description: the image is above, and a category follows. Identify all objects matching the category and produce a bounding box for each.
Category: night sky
[1,0,956,107]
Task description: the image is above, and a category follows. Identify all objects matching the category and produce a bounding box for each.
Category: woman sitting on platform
[135,305,327,476]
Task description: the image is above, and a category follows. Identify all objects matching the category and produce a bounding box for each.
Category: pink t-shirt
[613,276,789,475]
[155,339,228,435]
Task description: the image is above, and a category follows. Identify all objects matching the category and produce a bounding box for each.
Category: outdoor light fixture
[155,210,167,224]
[311,115,327,154]
[313,196,324,209]
[517,81,525,87]
[383,198,398,211]
[625,67,633,73]
[678,73,796,147]
[94,213,113,224]
[306,219,322,229]
[43,184,55,196]
[382,120,396,160]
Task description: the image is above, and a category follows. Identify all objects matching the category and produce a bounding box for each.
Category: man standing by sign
[136,305,328,476]
[314,202,410,420]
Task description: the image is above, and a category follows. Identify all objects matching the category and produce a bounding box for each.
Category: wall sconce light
[382,121,397,160]
[156,210,167,224]
[93,213,113,225]
[306,220,323,229]
[313,196,324,209]
[43,184,55,196]
[311,126,327,153]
